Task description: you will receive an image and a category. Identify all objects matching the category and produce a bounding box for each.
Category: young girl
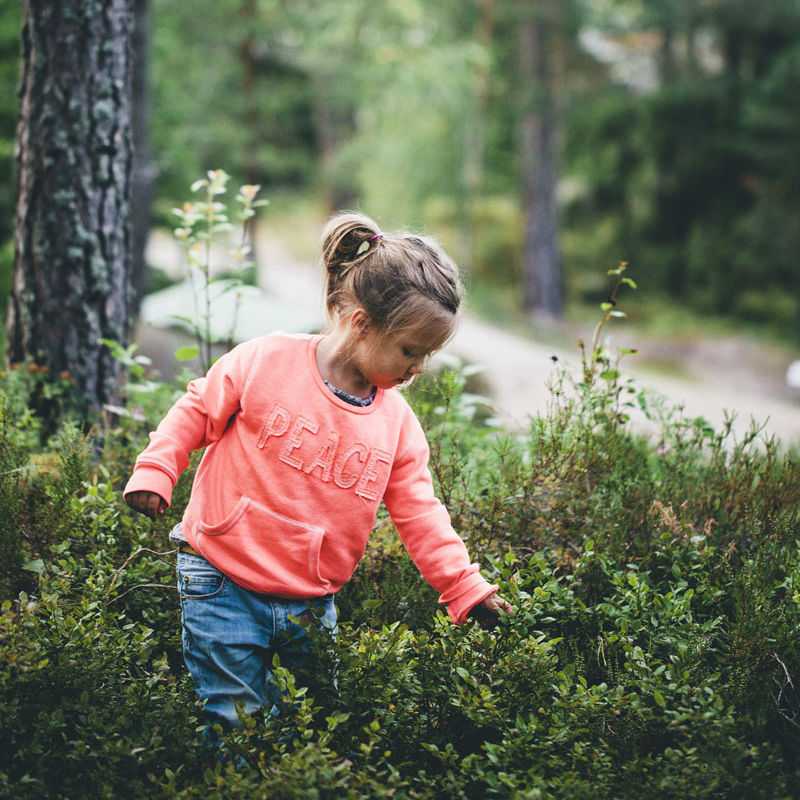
[124,211,512,732]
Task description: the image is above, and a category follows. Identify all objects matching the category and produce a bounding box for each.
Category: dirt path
[139,230,800,448]
[454,313,800,446]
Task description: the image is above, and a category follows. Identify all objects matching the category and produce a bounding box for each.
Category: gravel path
[455,313,800,446]
[138,230,800,448]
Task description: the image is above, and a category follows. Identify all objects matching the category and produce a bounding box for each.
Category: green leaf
[653,690,666,708]
[22,559,44,574]
[174,346,200,362]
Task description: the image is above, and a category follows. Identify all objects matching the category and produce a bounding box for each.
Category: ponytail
[321,212,383,315]
[321,211,462,339]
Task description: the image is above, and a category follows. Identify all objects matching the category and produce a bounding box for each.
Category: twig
[106,583,177,605]
[772,652,799,728]
[105,546,178,600]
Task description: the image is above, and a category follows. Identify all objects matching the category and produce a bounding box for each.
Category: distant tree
[518,0,562,318]
[8,0,134,415]
[566,0,800,333]
[150,0,316,214]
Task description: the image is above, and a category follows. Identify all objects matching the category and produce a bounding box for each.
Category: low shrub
[0,270,798,797]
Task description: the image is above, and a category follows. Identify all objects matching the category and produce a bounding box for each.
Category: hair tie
[356,233,384,255]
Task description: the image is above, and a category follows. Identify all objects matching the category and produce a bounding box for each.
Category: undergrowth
[0,270,798,798]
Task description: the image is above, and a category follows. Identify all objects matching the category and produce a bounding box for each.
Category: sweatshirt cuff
[123,465,175,507]
[441,575,498,625]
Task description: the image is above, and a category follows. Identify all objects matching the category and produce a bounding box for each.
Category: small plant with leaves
[171,169,268,374]
[98,339,176,426]
[582,263,638,380]
[575,261,643,426]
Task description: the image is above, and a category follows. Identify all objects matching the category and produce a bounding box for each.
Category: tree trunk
[130,0,155,317]
[311,71,358,212]
[239,0,259,263]
[519,0,562,319]
[458,0,495,273]
[8,0,134,415]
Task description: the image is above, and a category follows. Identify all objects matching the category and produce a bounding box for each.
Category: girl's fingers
[498,597,514,615]
[485,593,513,615]
[126,491,166,521]
[473,594,514,628]
[146,493,161,519]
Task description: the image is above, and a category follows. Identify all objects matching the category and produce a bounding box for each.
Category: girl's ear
[350,308,371,340]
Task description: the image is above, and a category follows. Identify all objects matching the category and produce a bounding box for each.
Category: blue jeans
[176,549,337,732]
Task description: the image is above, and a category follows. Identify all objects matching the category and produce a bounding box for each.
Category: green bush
[0,278,798,798]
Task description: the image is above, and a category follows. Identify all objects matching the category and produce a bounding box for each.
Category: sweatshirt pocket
[197,497,326,596]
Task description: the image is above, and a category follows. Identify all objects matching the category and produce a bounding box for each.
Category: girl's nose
[409,358,425,375]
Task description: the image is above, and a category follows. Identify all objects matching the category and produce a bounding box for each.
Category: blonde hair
[321,211,462,346]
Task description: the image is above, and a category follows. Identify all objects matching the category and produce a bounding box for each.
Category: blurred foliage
[149,0,317,222]
[562,0,800,332]
[2,0,800,342]
[0,1,20,327]
[0,3,18,246]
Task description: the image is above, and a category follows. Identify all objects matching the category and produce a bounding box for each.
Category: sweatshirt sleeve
[381,408,497,624]
[123,339,259,506]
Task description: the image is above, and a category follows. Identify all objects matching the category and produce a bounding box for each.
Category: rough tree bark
[519,0,562,319]
[8,0,134,414]
[130,0,155,317]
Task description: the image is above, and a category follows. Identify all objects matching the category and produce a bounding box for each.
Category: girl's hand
[468,592,513,629]
[125,490,167,521]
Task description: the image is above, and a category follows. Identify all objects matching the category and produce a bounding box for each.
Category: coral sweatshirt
[123,333,497,623]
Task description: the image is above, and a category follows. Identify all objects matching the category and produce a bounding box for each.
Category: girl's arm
[123,339,259,507]
[383,409,509,624]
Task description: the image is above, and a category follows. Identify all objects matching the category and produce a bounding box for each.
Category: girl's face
[354,311,454,390]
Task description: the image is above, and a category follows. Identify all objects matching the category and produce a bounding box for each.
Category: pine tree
[8,0,134,415]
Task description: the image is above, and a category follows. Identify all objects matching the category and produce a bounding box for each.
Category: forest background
[1,2,800,798]
[2,0,800,344]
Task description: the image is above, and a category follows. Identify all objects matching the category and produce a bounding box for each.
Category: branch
[106,583,177,605]
[772,652,799,728]
[105,546,178,600]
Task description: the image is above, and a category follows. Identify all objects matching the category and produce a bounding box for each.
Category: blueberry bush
[0,276,798,799]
